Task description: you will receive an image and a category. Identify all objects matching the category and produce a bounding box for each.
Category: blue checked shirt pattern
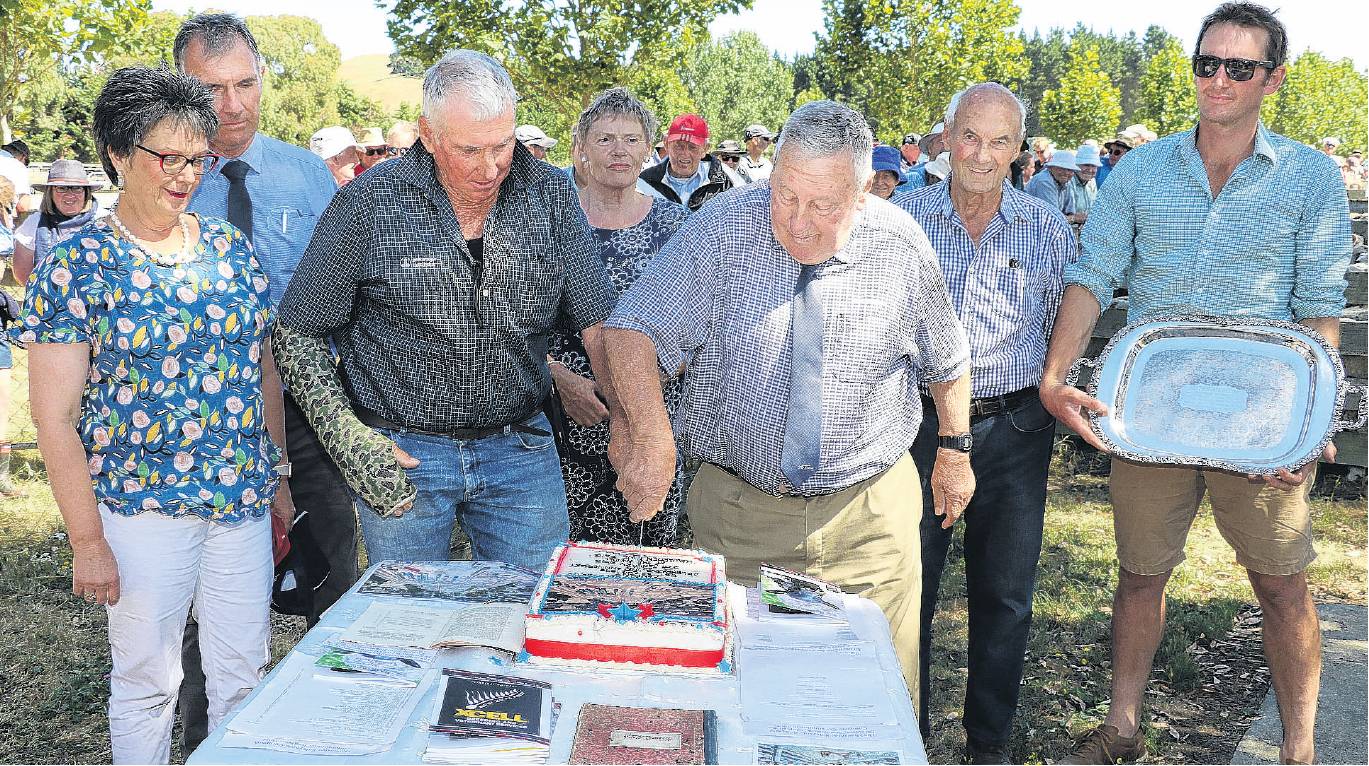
[1069,124,1351,323]
[189,132,337,306]
[607,184,970,496]
[897,180,1078,398]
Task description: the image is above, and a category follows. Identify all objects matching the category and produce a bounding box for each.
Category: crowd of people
[0,2,1356,765]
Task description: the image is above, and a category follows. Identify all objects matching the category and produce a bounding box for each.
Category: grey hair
[93,66,219,186]
[422,50,518,120]
[574,87,659,148]
[944,83,1028,140]
[774,100,874,186]
[174,13,264,70]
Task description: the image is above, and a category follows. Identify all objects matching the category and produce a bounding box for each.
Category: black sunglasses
[721,155,740,163]
[135,144,221,175]
[1191,54,1275,82]
[365,146,389,156]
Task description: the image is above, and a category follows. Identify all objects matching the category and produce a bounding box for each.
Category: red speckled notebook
[568,704,717,765]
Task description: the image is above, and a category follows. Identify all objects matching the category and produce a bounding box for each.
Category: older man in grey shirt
[601,101,975,706]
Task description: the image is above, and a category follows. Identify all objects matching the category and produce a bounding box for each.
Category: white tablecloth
[189,562,927,764]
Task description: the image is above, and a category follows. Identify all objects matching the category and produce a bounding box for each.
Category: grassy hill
[338,54,422,113]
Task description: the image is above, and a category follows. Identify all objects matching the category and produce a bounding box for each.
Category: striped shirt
[1069,123,1351,323]
[607,184,970,496]
[188,133,337,306]
[897,180,1078,397]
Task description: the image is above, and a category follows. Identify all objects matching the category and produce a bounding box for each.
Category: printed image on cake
[521,542,732,674]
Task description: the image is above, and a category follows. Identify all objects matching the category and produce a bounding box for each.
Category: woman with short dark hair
[15,66,293,764]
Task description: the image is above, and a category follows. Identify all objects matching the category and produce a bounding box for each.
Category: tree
[813,0,1028,136]
[248,15,343,146]
[1262,50,1369,153]
[335,82,386,132]
[385,0,750,115]
[1133,36,1195,137]
[0,0,149,139]
[1015,28,1068,135]
[1065,24,1142,124]
[1039,44,1121,146]
[683,32,793,145]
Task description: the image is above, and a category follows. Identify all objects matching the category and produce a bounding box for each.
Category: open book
[339,601,526,654]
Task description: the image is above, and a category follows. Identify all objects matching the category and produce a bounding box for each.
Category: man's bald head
[945,82,1027,143]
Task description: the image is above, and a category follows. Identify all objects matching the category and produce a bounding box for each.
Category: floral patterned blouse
[15,215,280,523]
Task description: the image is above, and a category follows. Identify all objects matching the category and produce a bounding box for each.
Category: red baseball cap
[666,114,709,146]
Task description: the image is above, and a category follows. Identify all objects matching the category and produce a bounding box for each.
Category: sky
[152,0,1367,70]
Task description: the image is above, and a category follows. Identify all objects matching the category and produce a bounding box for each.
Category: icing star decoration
[597,602,656,622]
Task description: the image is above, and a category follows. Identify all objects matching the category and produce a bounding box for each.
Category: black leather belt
[922,385,1038,420]
[355,407,550,440]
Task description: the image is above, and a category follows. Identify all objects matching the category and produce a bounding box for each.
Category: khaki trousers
[687,455,922,707]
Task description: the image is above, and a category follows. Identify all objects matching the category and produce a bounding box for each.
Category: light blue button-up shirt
[897,179,1078,397]
[1068,123,1351,323]
[1024,170,1076,216]
[188,132,336,306]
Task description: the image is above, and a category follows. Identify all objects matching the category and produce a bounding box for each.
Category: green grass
[1,449,1364,764]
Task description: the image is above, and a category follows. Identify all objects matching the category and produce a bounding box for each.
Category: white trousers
[102,508,272,764]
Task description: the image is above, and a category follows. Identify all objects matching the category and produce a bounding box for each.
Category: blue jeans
[912,391,1055,749]
[355,413,570,572]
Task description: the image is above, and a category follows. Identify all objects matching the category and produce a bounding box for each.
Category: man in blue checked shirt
[1044,4,1351,764]
[602,100,975,706]
[173,13,352,752]
[897,82,1077,765]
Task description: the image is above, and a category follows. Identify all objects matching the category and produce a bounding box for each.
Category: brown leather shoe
[1058,724,1146,764]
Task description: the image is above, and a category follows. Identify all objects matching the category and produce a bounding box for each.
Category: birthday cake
[521,542,732,674]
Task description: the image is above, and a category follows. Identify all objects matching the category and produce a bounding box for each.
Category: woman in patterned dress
[18,67,292,764]
[550,88,690,546]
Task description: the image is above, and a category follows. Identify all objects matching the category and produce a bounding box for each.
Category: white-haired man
[897,83,1077,764]
[275,50,617,574]
[603,100,975,703]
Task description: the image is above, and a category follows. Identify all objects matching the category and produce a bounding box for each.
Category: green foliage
[0,0,150,136]
[1134,36,1196,137]
[683,32,793,145]
[1262,50,1369,153]
[813,0,1027,136]
[249,15,343,147]
[1039,44,1121,147]
[386,0,749,115]
[335,82,386,133]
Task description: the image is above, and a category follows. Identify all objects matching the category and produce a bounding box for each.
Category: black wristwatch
[938,433,973,453]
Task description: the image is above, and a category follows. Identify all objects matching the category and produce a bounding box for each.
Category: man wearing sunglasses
[1044,3,1351,764]
[174,13,355,752]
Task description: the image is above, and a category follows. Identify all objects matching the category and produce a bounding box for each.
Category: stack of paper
[423,669,555,764]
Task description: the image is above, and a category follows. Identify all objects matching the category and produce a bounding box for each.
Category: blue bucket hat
[872,145,903,175]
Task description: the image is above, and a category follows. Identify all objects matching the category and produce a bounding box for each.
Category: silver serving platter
[1069,315,1366,475]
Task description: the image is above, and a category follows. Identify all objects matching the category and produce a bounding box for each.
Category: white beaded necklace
[110,212,198,267]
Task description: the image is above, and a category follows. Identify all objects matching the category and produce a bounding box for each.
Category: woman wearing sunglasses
[15,66,292,764]
[11,160,104,285]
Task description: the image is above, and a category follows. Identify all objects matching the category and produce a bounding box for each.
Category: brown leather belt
[921,385,1039,420]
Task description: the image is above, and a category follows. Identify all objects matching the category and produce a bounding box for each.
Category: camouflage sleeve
[271,324,416,517]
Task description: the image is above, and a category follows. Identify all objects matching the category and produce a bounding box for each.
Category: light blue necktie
[781,264,823,488]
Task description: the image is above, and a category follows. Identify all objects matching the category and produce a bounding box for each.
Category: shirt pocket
[509,254,565,333]
[826,301,902,383]
[983,261,1041,327]
[273,207,318,239]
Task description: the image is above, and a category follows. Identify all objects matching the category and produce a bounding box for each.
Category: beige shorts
[1109,459,1316,576]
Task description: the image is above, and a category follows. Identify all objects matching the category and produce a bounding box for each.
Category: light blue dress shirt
[188,132,336,306]
[661,161,710,208]
[897,180,1078,398]
[1068,123,1351,323]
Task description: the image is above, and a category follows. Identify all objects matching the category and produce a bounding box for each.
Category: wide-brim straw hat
[35,159,99,188]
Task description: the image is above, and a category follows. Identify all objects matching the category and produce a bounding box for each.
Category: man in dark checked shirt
[274,50,617,572]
